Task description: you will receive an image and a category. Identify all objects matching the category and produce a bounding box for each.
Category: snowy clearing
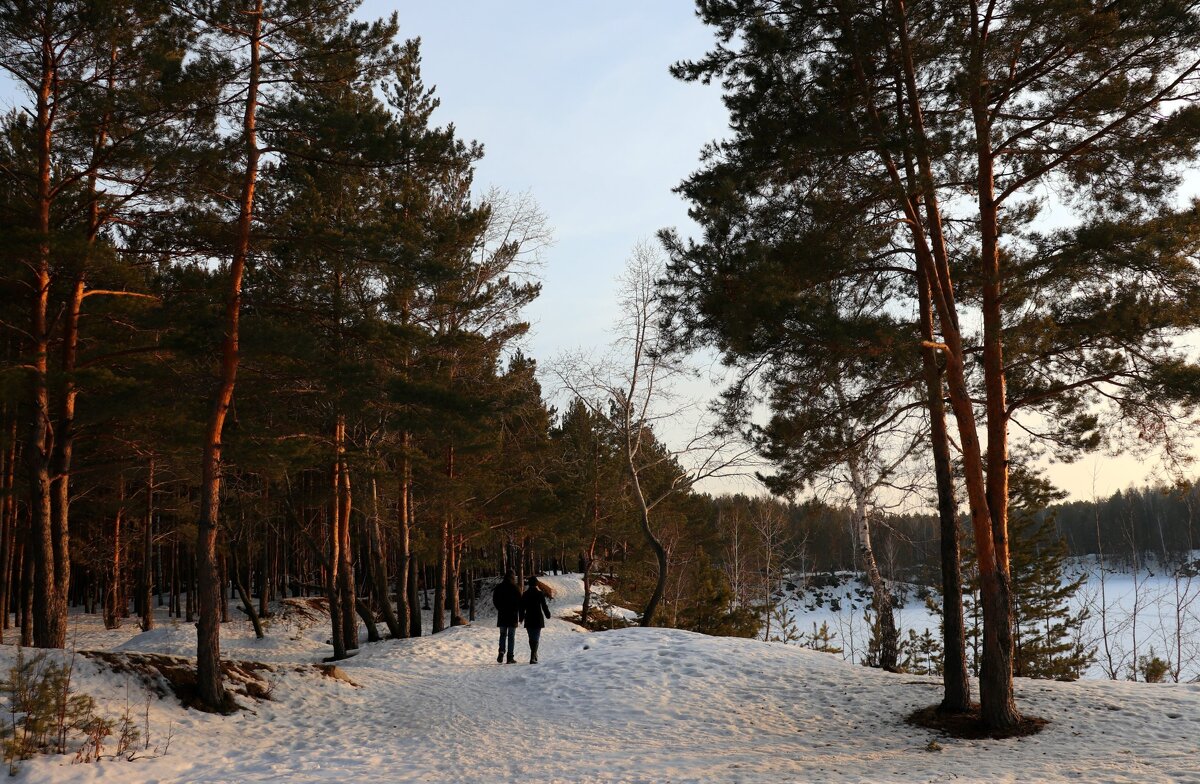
[7,574,1200,783]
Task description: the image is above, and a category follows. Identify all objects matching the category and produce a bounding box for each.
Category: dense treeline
[0,0,583,710]
[0,0,779,710]
[1055,482,1200,566]
[708,479,1200,580]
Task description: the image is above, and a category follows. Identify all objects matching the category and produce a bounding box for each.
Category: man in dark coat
[519,575,552,663]
[492,570,521,663]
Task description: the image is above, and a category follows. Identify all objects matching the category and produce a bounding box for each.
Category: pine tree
[803,621,843,656]
[549,398,626,623]
[674,551,760,638]
[666,0,1200,729]
[901,628,943,677]
[0,0,207,649]
[183,0,402,709]
[1008,467,1095,681]
[954,465,1094,681]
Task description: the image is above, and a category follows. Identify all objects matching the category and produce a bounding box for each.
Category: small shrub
[1,649,103,774]
[73,715,114,764]
[799,621,842,655]
[767,605,803,645]
[1138,650,1171,683]
[900,628,943,676]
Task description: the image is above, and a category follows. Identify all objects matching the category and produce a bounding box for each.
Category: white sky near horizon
[0,2,1186,505]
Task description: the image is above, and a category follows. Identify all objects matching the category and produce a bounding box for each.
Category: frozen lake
[776,557,1200,682]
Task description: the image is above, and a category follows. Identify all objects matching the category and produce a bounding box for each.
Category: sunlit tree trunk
[196,0,263,711]
[28,17,63,650]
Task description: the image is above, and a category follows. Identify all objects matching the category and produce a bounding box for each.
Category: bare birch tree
[557,242,754,626]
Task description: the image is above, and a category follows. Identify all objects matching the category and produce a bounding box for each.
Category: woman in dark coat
[519,575,552,663]
[492,570,521,663]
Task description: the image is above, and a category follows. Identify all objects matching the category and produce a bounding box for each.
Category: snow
[6,574,1200,783]
[776,562,1200,681]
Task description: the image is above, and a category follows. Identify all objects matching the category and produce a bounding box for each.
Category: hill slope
[11,575,1200,783]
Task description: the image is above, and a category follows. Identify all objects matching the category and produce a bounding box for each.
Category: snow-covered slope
[10,574,1200,783]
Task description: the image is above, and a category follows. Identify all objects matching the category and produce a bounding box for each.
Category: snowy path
[14,575,1200,783]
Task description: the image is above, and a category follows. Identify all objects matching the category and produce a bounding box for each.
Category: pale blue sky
[372,1,728,364]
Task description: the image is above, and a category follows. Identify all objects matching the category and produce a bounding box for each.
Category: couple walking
[492,570,551,664]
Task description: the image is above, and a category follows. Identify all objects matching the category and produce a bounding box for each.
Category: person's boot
[497,650,504,664]
[530,642,539,664]
[506,652,516,664]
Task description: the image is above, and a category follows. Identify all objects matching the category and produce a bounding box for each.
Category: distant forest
[772,481,1200,580]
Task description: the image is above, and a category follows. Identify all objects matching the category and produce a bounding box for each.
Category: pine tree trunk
[449,534,464,627]
[917,264,970,711]
[467,566,476,622]
[853,0,1016,727]
[407,557,422,637]
[156,541,163,607]
[48,41,118,646]
[433,517,447,633]
[231,547,264,639]
[971,72,1020,732]
[47,272,83,642]
[104,478,124,630]
[20,529,33,646]
[422,563,431,610]
[27,18,66,651]
[514,539,524,589]
[140,458,154,631]
[186,554,195,623]
[171,536,181,619]
[326,436,348,660]
[433,444,452,634]
[0,412,16,638]
[369,478,402,638]
[196,0,263,712]
[335,417,357,652]
[326,499,347,661]
[258,523,268,619]
[394,443,411,638]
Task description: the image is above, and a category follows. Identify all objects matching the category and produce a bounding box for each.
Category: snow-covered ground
[6,573,1200,783]
[777,561,1200,682]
